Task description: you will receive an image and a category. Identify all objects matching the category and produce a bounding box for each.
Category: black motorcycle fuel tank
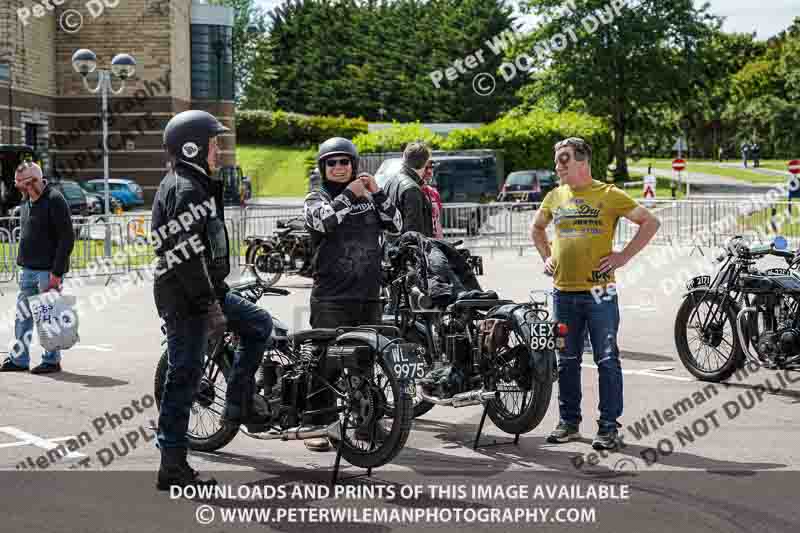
[738,273,800,293]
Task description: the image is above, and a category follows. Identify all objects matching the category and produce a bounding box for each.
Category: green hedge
[236,110,369,147]
[353,122,445,153]
[353,111,612,178]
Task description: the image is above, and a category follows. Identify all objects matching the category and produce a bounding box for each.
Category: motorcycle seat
[456,290,498,301]
[290,328,340,344]
[451,294,514,312]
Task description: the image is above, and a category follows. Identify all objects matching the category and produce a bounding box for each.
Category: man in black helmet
[302,136,403,451]
[152,110,273,490]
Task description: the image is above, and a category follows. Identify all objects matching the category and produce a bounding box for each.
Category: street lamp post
[71,49,136,258]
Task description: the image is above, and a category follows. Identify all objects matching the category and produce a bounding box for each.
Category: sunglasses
[556,152,573,165]
[325,158,352,168]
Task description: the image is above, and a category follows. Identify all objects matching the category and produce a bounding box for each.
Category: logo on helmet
[182,142,200,159]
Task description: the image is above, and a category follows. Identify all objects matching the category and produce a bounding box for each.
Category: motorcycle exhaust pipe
[736,307,764,364]
[418,389,496,407]
[253,421,342,441]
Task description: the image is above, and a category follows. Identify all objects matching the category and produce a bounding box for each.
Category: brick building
[0,0,236,203]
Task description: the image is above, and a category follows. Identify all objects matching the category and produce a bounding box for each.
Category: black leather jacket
[382,163,433,238]
[151,161,230,319]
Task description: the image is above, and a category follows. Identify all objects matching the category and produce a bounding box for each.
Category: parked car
[497,169,558,204]
[374,157,487,236]
[83,178,144,209]
[82,188,123,215]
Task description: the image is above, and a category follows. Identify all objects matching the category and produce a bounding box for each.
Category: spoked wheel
[246,243,282,287]
[675,292,743,382]
[333,347,413,469]
[154,348,239,452]
[486,327,553,435]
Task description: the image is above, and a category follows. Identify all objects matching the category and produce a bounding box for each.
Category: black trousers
[307,301,382,424]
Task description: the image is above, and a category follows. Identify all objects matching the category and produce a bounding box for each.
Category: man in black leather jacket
[382,142,434,238]
[152,110,273,490]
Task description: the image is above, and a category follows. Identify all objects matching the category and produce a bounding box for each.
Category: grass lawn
[636,158,795,184]
[236,145,314,197]
[639,159,783,184]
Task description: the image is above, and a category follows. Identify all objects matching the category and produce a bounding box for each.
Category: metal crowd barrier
[1,197,798,285]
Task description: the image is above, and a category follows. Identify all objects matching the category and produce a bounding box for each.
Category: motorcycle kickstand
[472,392,523,451]
[329,408,373,488]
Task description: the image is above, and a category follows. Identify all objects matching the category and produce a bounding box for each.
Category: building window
[191,25,234,101]
[25,123,38,151]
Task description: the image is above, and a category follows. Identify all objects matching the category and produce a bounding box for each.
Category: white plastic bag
[29,291,80,352]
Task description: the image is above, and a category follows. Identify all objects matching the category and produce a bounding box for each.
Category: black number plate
[385,343,423,382]
[529,322,558,351]
[686,275,711,290]
[765,268,789,276]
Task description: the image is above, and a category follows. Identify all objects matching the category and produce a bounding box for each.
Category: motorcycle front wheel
[674,292,744,382]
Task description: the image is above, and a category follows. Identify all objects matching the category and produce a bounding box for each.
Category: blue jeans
[552,289,623,431]
[11,268,60,366]
[157,291,273,449]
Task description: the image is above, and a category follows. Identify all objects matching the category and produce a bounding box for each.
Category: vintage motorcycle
[153,279,416,475]
[380,235,565,444]
[244,217,314,287]
[674,235,800,382]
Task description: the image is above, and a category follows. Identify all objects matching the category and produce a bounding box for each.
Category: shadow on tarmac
[31,370,129,389]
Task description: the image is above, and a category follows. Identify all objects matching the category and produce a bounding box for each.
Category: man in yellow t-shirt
[531,138,661,450]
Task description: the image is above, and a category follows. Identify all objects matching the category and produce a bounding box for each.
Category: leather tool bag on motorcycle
[479,319,510,356]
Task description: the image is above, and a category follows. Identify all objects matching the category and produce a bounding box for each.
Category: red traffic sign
[789,160,800,175]
[672,159,687,172]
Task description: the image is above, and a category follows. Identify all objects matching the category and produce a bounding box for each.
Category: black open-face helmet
[317,137,358,181]
[163,110,229,175]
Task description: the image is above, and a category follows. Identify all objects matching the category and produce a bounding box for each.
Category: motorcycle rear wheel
[154,348,240,452]
[333,344,413,469]
[486,332,553,435]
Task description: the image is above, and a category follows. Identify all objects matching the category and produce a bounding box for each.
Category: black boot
[223,389,271,433]
[156,447,218,491]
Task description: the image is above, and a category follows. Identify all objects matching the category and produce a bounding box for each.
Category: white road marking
[0,426,87,458]
[582,363,693,382]
[76,344,113,352]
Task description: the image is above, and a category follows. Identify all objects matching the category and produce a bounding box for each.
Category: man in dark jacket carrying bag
[1,162,74,374]
[152,110,273,490]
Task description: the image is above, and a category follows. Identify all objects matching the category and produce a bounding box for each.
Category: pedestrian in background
[741,142,750,168]
[1,162,74,374]
[421,159,444,239]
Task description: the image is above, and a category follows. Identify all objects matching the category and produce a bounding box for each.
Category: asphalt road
[1,248,799,532]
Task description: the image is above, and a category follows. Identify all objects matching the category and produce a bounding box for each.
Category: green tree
[265,0,518,121]
[517,0,720,179]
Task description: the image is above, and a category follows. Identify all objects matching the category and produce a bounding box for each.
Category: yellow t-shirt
[540,180,639,291]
